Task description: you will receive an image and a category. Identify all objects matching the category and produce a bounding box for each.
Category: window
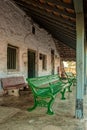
[40,53,47,70]
[7,45,18,70]
[32,25,35,34]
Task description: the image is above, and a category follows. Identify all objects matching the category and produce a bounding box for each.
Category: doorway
[51,49,55,75]
[28,50,36,78]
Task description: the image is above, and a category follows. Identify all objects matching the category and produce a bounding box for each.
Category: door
[28,50,35,78]
[51,49,55,75]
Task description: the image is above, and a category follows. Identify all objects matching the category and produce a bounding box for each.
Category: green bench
[26,74,73,115]
[65,72,76,86]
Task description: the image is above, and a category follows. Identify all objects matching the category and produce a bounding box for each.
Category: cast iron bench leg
[27,96,37,111]
[68,82,72,92]
[47,96,55,115]
[61,88,66,100]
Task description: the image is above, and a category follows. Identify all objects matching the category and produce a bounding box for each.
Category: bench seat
[1,76,28,96]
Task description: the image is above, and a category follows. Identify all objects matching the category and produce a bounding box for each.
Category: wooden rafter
[23,0,76,18]
[15,0,76,26]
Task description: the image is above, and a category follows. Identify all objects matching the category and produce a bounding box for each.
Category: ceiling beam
[34,17,76,39]
[27,2,76,25]
[31,13,76,35]
[23,0,76,18]
[44,0,74,10]
[32,16,76,39]
[16,0,74,10]
[43,25,75,40]
[47,26,76,41]
[15,0,76,27]
[49,29,76,49]
[28,9,76,31]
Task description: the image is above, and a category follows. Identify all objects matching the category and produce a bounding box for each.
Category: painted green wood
[73,0,84,119]
[26,74,73,115]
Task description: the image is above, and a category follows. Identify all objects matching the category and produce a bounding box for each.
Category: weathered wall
[0,0,60,83]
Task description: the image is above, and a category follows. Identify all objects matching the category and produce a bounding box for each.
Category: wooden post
[84,37,87,95]
[73,0,85,119]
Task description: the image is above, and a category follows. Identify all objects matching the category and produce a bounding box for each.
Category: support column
[84,38,87,95]
[73,0,85,119]
[75,13,84,119]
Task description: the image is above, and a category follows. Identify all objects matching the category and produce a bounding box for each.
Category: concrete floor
[0,86,87,130]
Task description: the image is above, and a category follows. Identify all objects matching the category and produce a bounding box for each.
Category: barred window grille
[7,45,18,70]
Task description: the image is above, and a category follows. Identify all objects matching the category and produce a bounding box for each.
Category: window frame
[7,44,19,71]
[40,53,47,70]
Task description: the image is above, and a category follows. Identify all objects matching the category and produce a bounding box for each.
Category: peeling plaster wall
[0,0,60,82]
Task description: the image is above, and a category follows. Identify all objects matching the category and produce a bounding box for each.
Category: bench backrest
[65,72,73,77]
[27,76,50,87]
[48,74,60,83]
[26,74,61,91]
[26,74,64,96]
[1,76,25,89]
[65,72,76,80]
